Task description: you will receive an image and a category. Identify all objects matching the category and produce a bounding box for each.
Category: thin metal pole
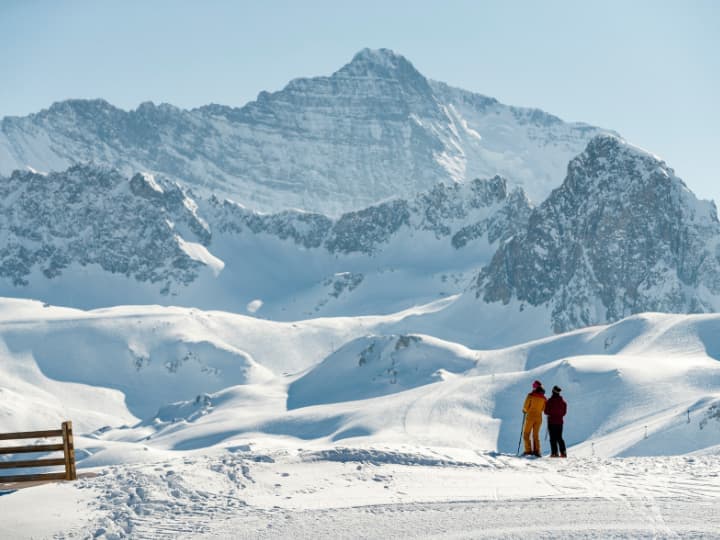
[517,413,526,456]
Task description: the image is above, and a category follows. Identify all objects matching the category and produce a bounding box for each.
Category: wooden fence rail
[0,421,77,483]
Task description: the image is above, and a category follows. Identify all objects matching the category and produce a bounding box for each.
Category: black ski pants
[548,423,566,456]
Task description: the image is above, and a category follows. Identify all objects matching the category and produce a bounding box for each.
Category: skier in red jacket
[544,385,567,457]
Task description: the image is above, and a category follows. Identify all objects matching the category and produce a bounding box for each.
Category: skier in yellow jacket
[522,380,547,457]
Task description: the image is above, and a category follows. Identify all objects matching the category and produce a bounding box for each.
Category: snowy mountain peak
[334,48,428,85]
[566,134,669,191]
[134,100,181,116]
[45,97,117,116]
[584,132,651,157]
[347,47,407,67]
[565,134,717,221]
[581,132,670,163]
[476,136,720,333]
[0,49,608,213]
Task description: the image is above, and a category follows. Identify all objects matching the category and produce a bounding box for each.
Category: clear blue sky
[1,0,718,203]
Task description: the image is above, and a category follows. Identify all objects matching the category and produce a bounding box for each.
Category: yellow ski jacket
[523,391,547,418]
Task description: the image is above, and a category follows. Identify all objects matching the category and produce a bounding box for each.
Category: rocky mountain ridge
[1,134,718,336]
[0,163,531,314]
[0,166,212,289]
[209,173,531,254]
[476,134,720,332]
[0,48,607,214]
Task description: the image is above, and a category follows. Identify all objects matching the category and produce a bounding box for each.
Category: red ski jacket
[544,394,567,425]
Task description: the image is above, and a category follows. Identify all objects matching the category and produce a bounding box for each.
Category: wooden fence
[0,421,77,483]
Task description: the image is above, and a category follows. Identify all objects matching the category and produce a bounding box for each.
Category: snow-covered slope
[0,298,376,421]
[3,298,720,538]
[1,298,719,458]
[0,166,530,318]
[0,48,608,213]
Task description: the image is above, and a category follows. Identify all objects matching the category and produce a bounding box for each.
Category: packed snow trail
[208,499,718,539]
[3,447,719,539]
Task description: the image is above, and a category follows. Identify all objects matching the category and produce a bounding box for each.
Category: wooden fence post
[0,422,75,484]
[61,421,77,481]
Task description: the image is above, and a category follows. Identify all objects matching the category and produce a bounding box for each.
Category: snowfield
[2,447,719,539]
[1,297,720,538]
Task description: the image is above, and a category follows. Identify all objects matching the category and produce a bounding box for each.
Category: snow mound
[288,334,478,409]
[2,298,720,458]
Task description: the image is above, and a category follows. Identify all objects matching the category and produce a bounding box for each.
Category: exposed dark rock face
[0,164,530,292]
[209,175,532,256]
[0,165,210,288]
[477,134,720,333]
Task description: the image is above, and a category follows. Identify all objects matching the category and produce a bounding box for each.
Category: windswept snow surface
[1,298,720,538]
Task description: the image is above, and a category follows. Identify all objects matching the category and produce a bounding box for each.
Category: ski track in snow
[217,500,719,540]
[30,449,720,539]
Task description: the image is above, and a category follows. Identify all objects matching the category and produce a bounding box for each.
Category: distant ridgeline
[0,133,718,340]
[0,48,604,215]
[0,164,530,318]
[0,48,718,340]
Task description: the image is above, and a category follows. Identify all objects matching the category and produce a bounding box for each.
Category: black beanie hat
[552,385,562,394]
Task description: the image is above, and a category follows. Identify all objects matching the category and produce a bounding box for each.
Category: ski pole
[517,412,526,456]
